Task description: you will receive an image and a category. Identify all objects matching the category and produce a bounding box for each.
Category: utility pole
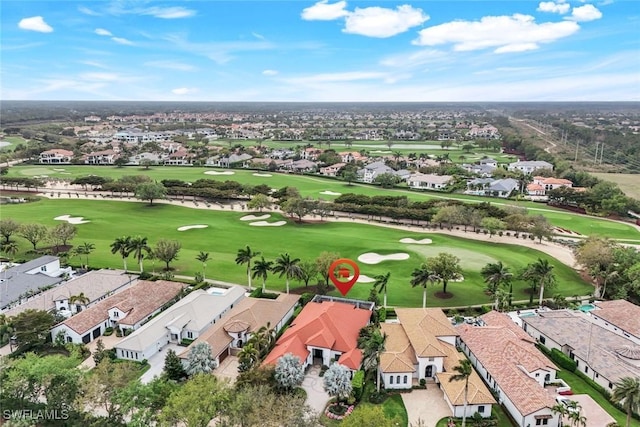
[600,143,604,164]
[574,140,580,162]
[594,142,599,163]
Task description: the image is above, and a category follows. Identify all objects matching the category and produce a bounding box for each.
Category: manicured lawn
[557,370,640,427]
[1,198,593,307]
[6,164,639,240]
[320,394,408,426]
[435,404,516,427]
[0,136,31,152]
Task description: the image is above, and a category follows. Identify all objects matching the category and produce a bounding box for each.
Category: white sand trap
[240,214,271,221]
[320,191,342,196]
[177,225,209,231]
[53,168,66,171]
[60,172,71,175]
[358,252,410,265]
[400,238,433,245]
[204,171,235,175]
[54,215,90,224]
[356,274,376,283]
[253,173,272,177]
[249,221,286,227]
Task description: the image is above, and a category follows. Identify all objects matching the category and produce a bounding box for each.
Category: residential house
[339,152,366,163]
[358,161,394,183]
[590,300,640,345]
[458,311,560,427]
[466,178,519,198]
[522,309,640,393]
[286,159,317,173]
[0,256,71,312]
[116,287,245,361]
[462,164,496,177]
[84,149,118,165]
[39,149,74,164]
[467,125,500,139]
[208,153,253,168]
[164,148,192,166]
[479,158,498,168]
[407,173,453,190]
[263,296,374,372]
[508,160,554,175]
[128,152,166,166]
[50,280,184,344]
[302,147,323,160]
[3,269,132,318]
[320,163,346,177]
[180,293,299,367]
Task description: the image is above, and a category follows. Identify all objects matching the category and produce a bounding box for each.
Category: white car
[556,396,579,413]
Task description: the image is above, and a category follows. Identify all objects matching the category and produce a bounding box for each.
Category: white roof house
[407,173,453,190]
[115,286,245,362]
[508,160,553,174]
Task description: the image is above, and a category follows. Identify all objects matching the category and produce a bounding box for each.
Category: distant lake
[0,141,11,148]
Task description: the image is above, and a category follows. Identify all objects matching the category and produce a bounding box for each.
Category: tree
[93,338,107,365]
[11,309,55,351]
[238,342,260,373]
[449,359,473,427]
[373,272,391,307]
[297,260,318,287]
[154,239,181,270]
[196,251,210,280]
[480,217,505,238]
[111,235,132,271]
[185,342,216,376]
[140,158,154,169]
[341,170,358,186]
[410,263,439,308]
[530,215,553,243]
[531,258,556,307]
[114,157,127,167]
[282,196,313,222]
[323,363,353,403]
[274,353,305,391]
[272,252,302,294]
[247,193,271,212]
[427,253,462,295]
[19,223,48,250]
[316,251,341,287]
[159,373,230,427]
[575,237,616,297]
[81,358,139,423]
[374,172,399,188]
[75,241,95,269]
[341,405,400,427]
[163,349,187,381]
[252,256,273,292]
[1,241,19,260]
[612,377,640,427]
[129,235,151,273]
[0,218,20,244]
[115,377,178,427]
[236,245,260,290]
[48,222,77,251]
[69,292,90,311]
[359,329,386,392]
[134,182,166,205]
[481,261,513,309]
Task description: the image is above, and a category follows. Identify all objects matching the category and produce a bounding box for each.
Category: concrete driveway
[569,394,615,427]
[402,386,452,427]
[215,355,240,383]
[301,365,331,416]
[140,343,182,384]
[80,334,123,369]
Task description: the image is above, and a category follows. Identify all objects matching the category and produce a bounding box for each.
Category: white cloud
[284,71,388,85]
[172,87,198,95]
[343,5,429,38]
[569,4,602,22]
[78,60,109,69]
[145,61,196,71]
[112,37,134,45]
[18,16,53,33]
[537,1,570,14]
[78,6,101,16]
[141,6,196,19]
[301,0,349,21]
[80,72,120,82]
[95,28,113,36]
[413,14,579,53]
[262,69,279,76]
[252,32,265,40]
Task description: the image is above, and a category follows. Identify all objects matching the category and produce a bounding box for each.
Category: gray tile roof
[0,256,64,309]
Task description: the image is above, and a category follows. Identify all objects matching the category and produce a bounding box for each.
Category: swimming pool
[519,312,536,318]
[579,304,596,312]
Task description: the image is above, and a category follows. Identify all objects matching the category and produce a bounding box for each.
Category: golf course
[1,197,594,307]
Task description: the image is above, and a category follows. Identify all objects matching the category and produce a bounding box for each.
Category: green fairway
[0,136,30,152]
[6,164,640,240]
[1,198,592,307]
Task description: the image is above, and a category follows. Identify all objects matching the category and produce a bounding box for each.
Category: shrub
[138,271,153,280]
[419,378,426,387]
[180,338,194,346]
[103,327,114,336]
[319,365,329,377]
[300,293,315,306]
[351,370,365,401]
[293,306,303,318]
[550,348,577,372]
[377,307,387,323]
[369,389,387,404]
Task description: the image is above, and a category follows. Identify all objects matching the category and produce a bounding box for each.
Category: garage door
[92,327,101,339]
[82,334,91,344]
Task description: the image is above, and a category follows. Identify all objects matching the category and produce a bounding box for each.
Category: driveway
[301,365,331,416]
[569,394,615,427]
[140,343,182,384]
[215,355,240,383]
[402,386,452,427]
[80,334,124,370]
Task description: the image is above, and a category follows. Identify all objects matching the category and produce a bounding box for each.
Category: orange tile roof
[594,300,640,337]
[263,300,370,369]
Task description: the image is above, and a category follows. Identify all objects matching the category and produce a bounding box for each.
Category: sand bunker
[53,168,66,172]
[177,225,209,231]
[400,238,433,245]
[320,191,342,196]
[240,214,271,221]
[356,274,376,283]
[451,275,465,282]
[253,173,272,177]
[204,171,235,175]
[249,221,286,227]
[358,252,410,265]
[54,215,90,224]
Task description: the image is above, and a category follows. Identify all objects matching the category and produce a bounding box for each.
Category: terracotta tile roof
[459,311,557,416]
[58,280,184,334]
[263,300,370,370]
[180,293,299,359]
[593,300,640,337]
[380,323,417,373]
[395,308,457,358]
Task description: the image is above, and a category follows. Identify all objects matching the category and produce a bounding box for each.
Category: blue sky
[1,0,639,101]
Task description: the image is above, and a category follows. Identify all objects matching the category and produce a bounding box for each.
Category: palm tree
[238,342,260,373]
[481,261,513,309]
[110,236,132,271]
[449,359,473,427]
[128,236,150,273]
[272,253,302,294]
[235,246,260,290]
[532,258,556,307]
[196,251,210,280]
[410,263,439,308]
[1,241,19,259]
[69,292,90,312]
[252,256,273,292]
[359,329,387,392]
[612,377,640,427]
[373,272,391,307]
[76,242,95,269]
[552,403,569,426]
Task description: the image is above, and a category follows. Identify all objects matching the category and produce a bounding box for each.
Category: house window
[536,419,548,426]
[595,373,599,378]
[390,376,394,384]
[539,336,546,344]
[428,357,434,362]
[584,366,589,374]
[113,311,119,318]
[535,373,540,377]
[187,331,193,339]
[609,382,613,389]
[396,375,400,384]
[40,265,47,272]
[478,406,485,413]
[404,376,408,384]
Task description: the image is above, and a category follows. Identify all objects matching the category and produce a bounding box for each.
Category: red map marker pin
[329,258,360,297]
